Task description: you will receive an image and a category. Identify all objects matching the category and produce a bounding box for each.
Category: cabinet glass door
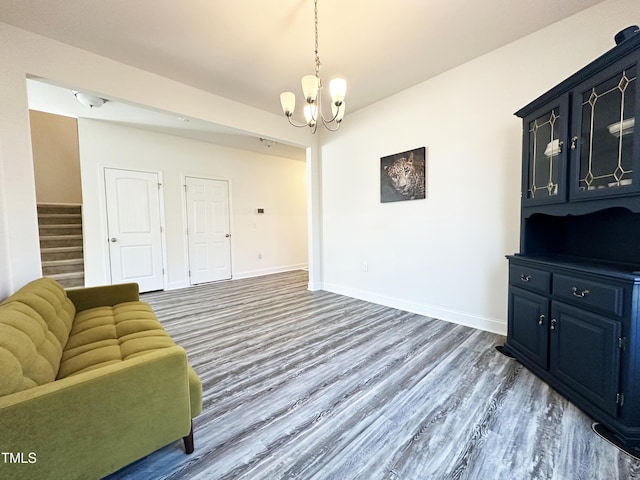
[522,96,568,206]
[571,63,638,198]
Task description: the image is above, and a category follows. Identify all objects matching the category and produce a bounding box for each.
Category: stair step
[41,248,84,262]
[38,214,82,225]
[37,204,82,215]
[42,258,84,275]
[40,235,83,248]
[38,212,82,225]
[42,258,84,267]
[39,225,83,236]
[43,264,85,275]
[41,246,83,253]
[47,272,85,289]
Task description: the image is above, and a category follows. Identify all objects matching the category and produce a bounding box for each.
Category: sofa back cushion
[0,278,75,396]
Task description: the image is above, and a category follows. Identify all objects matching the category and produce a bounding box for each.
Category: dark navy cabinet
[505,28,640,451]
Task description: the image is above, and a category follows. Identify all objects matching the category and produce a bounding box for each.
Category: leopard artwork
[383,152,425,199]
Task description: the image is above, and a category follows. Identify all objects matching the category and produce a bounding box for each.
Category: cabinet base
[592,423,640,460]
[495,345,516,358]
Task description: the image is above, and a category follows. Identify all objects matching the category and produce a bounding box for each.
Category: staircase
[38,204,85,288]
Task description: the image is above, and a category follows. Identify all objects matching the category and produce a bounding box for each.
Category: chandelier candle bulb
[280,92,296,116]
[329,78,347,105]
[302,75,319,103]
[304,104,317,126]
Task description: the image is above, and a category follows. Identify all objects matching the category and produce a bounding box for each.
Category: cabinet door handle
[520,274,531,282]
[570,136,578,150]
[550,318,557,331]
[538,314,545,326]
[571,287,590,298]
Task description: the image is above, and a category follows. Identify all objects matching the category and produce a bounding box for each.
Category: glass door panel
[577,67,636,192]
[525,108,563,202]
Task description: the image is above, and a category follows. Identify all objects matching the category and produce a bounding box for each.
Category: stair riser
[38,215,82,226]
[40,227,83,236]
[43,264,85,275]
[53,277,85,289]
[40,238,83,249]
[37,205,81,215]
[41,250,83,262]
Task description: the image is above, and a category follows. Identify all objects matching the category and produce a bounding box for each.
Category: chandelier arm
[320,119,341,131]
[316,88,341,124]
[319,105,341,124]
[286,115,312,128]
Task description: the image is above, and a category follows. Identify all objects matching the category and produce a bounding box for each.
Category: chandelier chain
[314,0,321,82]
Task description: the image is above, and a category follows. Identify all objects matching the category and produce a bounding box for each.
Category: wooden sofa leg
[183,422,194,454]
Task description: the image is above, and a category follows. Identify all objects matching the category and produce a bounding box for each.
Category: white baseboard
[322,282,507,336]
[233,263,309,280]
[165,280,190,291]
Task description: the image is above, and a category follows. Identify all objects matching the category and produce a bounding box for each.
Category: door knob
[225,234,230,238]
[110,238,117,242]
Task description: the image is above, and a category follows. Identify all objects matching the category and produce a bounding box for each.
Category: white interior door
[104,168,164,292]
[185,176,231,284]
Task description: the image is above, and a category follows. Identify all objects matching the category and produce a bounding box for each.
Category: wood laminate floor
[107,270,640,479]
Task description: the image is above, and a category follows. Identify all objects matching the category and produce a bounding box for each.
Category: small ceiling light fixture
[72,90,107,109]
[259,137,275,148]
[279,0,346,133]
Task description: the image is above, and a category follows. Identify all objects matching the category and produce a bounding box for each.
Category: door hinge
[184,184,187,192]
[160,226,163,233]
[188,270,191,277]
[158,183,162,189]
[618,337,627,350]
[617,393,625,406]
[162,268,165,275]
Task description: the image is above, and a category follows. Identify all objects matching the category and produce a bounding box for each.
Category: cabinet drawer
[509,265,551,294]
[552,274,623,317]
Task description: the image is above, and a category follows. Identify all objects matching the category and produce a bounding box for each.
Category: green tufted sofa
[0,278,202,480]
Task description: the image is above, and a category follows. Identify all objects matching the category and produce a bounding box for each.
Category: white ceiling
[1,0,607,157]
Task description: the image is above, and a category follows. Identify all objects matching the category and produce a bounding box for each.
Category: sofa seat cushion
[58,301,176,379]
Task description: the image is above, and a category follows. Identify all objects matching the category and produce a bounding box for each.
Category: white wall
[0,22,317,298]
[78,119,307,290]
[319,0,639,335]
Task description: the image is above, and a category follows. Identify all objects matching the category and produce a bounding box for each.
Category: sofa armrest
[66,283,140,312]
[0,346,192,480]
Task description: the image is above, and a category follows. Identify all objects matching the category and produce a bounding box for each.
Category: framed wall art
[380,146,427,203]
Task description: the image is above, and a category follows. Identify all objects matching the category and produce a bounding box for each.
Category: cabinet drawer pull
[520,274,531,282]
[571,287,590,298]
[538,314,545,326]
[550,318,557,331]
